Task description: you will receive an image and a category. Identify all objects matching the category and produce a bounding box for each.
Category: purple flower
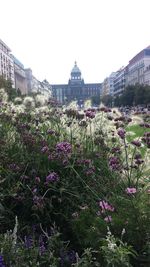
[47,129,56,135]
[85,110,95,119]
[56,142,72,154]
[33,196,44,209]
[111,146,121,154]
[20,175,29,180]
[99,200,114,212]
[41,146,49,154]
[131,140,141,147]
[24,236,33,249]
[35,176,40,183]
[117,128,126,139]
[125,187,137,194]
[109,157,120,171]
[142,132,150,148]
[104,215,112,222]
[39,235,46,255]
[8,163,20,172]
[67,250,77,264]
[135,159,144,165]
[76,159,91,165]
[46,172,59,183]
[134,153,142,160]
[85,167,95,176]
[0,255,6,267]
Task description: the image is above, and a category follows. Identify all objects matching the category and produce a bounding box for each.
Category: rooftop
[0,39,11,52]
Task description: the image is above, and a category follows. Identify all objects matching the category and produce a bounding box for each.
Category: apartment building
[11,56,28,94]
[25,69,52,96]
[102,77,109,96]
[127,46,150,86]
[0,39,15,87]
[113,67,127,96]
[102,72,117,96]
[144,64,150,85]
[0,38,52,96]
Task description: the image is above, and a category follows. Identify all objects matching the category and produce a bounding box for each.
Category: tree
[101,95,113,107]
[91,95,101,106]
[121,85,135,106]
[0,76,18,101]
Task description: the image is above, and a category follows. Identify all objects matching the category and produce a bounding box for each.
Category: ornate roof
[71,61,81,74]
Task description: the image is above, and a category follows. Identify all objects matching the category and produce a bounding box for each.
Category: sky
[1,0,150,84]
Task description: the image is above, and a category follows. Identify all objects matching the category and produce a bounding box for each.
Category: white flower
[23,96,35,109]
[0,88,8,102]
[35,94,48,107]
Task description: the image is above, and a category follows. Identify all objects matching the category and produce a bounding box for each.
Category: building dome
[71,61,81,74]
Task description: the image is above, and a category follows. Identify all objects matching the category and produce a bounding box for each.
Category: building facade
[52,62,102,105]
[25,69,52,96]
[0,38,52,96]
[0,39,15,87]
[144,64,150,85]
[12,56,28,94]
[127,46,150,86]
[113,67,127,96]
[102,72,117,97]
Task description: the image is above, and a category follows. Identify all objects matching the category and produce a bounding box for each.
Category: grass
[126,124,150,141]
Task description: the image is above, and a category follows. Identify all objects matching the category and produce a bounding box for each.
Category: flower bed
[0,90,150,266]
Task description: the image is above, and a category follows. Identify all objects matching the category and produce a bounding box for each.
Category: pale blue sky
[0,0,150,84]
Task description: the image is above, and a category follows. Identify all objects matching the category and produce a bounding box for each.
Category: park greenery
[92,84,150,107]
[0,79,150,266]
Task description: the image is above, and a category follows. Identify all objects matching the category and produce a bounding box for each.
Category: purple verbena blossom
[41,146,49,154]
[39,235,46,255]
[35,176,40,183]
[85,110,95,119]
[0,255,6,267]
[125,187,137,194]
[117,128,126,139]
[56,142,72,154]
[24,235,33,249]
[131,140,141,147]
[46,172,59,183]
[47,129,56,135]
[99,200,114,212]
[104,215,112,222]
[109,157,120,171]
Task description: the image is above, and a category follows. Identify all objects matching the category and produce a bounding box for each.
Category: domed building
[52,62,102,105]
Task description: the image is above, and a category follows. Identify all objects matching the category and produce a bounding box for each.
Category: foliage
[91,95,101,106]
[101,95,113,107]
[0,89,150,266]
[0,75,21,101]
[101,228,137,267]
[114,84,150,107]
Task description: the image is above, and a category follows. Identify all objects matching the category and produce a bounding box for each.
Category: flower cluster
[46,172,59,183]
[125,187,137,194]
[0,255,5,267]
[109,156,121,171]
[140,123,150,128]
[85,110,95,119]
[76,159,91,165]
[99,200,114,212]
[131,140,141,147]
[41,145,49,154]
[142,132,150,148]
[38,235,46,255]
[8,163,20,172]
[111,146,121,154]
[56,142,72,154]
[47,129,56,135]
[117,128,126,139]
